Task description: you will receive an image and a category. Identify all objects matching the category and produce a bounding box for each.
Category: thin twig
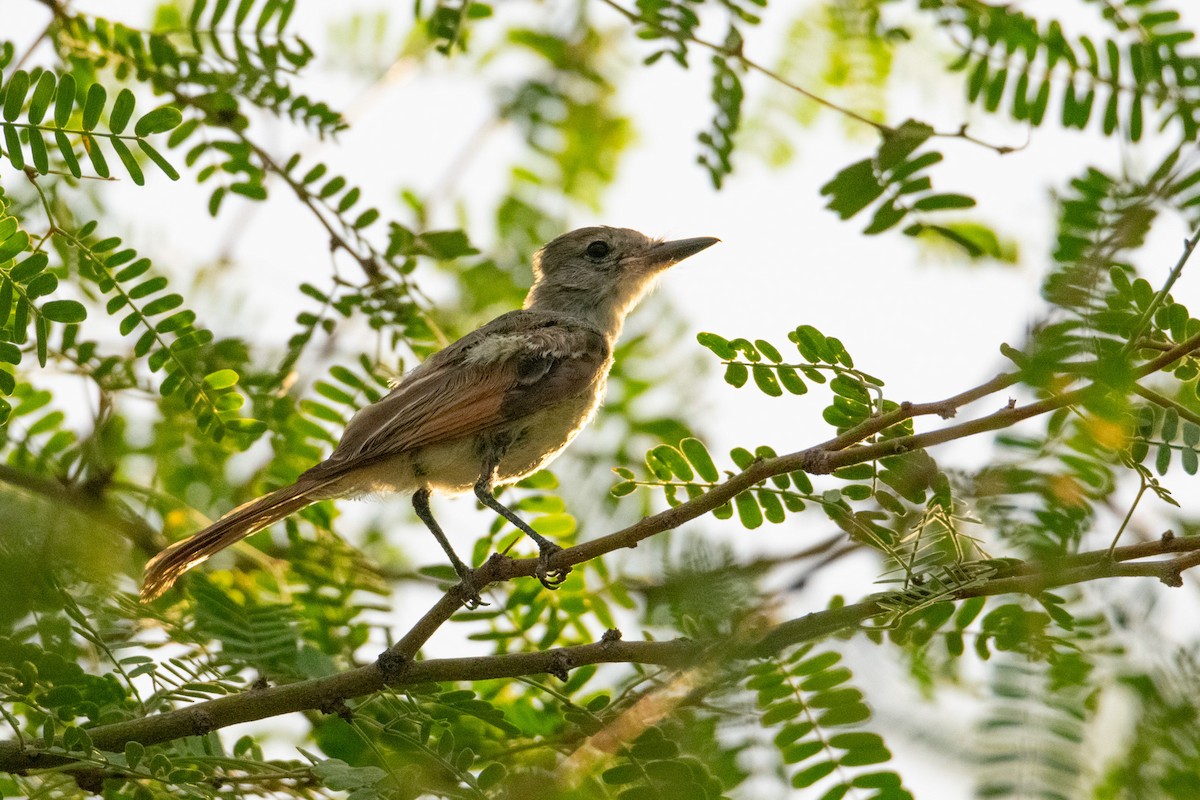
[1131,382,1200,429]
[1122,225,1200,356]
[12,13,55,72]
[596,0,1019,155]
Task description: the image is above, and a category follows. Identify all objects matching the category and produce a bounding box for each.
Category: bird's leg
[412,488,485,609]
[474,466,569,590]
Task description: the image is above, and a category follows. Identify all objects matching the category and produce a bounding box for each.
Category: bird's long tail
[141,480,322,602]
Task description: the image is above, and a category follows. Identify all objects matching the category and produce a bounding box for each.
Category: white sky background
[6,1,1200,797]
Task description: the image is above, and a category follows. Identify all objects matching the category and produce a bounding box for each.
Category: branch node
[319,697,354,722]
[601,628,622,645]
[547,651,572,681]
[250,675,270,691]
[800,449,832,475]
[482,551,516,579]
[71,768,104,794]
[190,709,215,736]
[376,649,409,684]
[1160,569,1184,588]
[1162,529,1176,542]
[933,401,957,419]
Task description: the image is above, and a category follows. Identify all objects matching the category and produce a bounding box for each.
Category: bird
[141,227,719,606]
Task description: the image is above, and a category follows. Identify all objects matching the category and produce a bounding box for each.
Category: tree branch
[367,334,1200,669]
[5,533,1200,774]
[7,316,1191,775]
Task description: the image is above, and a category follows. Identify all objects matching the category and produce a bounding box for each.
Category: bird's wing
[315,311,609,471]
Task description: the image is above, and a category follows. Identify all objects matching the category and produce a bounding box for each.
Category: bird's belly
[345,387,603,496]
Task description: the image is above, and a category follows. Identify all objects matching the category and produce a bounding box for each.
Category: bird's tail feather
[141,481,320,602]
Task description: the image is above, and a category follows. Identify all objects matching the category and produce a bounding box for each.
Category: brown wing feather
[308,311,608,477]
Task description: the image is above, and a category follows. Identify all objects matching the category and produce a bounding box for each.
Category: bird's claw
[536,543,570,590]
[455,571,488,610]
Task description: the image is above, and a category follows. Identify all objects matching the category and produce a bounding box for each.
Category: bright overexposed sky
[6,2,1200,796]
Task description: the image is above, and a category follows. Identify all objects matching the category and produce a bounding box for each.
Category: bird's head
[526,226,719,333]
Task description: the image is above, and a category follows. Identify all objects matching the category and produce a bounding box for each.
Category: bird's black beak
[637,236,720,271]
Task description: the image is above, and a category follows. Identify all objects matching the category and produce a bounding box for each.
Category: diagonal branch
[356,330,1200,682]
[5,533,1200,774]
[11,219,1200,779]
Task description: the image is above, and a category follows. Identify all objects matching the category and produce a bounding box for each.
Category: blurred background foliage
[1,0,1200,798]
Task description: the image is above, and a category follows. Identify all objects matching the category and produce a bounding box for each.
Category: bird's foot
[536,543,570,590]
[454,570,488,610]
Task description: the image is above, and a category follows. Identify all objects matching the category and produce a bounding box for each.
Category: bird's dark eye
[585,240,610,260]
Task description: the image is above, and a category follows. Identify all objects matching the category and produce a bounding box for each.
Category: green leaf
[353,208,380,229]
[28,71,55,125]
[0,341,20,364]
[3,123,23,170]
[417,230,477,259]
[2,70,29,122]
[142,294,183,316]
[793,651,840,675]
[477,763,506,789]
[35,315,47,366]
[610,480,636,497]
[792,760,837,788]
[777,365,807,394]
[134,106,183,136]
[697,331,736,359]
[82,83,106,131]
[877,119,934,169]
[28,129,48,173]
[25,272,58,299]
[204,369,240,390]
[54,130,80,177]
[753,364,783,397]
[109,88,136,134]
[125,741,145,770]
[734,490,763,529]
[1156,442,1172,475]
[724,361,748,387]
[230,182,267,200]
[912,193,976,211]
[110,137,144,185]
[83,135,110,178]
[650,444,693,480]
[54,73,75,127]
[0,229,30,262]
[680,438,720,482]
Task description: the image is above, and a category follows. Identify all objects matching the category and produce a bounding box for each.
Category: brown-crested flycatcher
[141,227,718,606]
